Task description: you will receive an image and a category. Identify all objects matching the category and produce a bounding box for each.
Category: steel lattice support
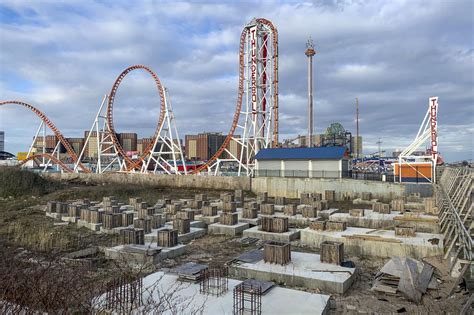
[192,18,278,176]
[437,167,473,264]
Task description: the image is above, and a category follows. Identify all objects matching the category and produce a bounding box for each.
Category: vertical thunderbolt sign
[429,97,438,161]
[249,26,258,116]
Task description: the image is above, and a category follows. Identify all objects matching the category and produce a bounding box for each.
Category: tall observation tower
[305,38,316,147]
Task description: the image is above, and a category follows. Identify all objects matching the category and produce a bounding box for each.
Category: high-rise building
[185,132,226,161]
[0,131,4,152]
[118,133,137,153]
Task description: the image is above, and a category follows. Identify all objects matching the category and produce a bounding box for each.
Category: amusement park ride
[0,18,279,176]
[1,17,440,182]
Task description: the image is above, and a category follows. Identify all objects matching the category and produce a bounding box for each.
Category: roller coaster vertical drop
[192,18,279,176]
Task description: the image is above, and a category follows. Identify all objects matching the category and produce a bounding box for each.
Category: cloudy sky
[0,0,472,162]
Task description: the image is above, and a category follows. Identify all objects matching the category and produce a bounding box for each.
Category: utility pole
[305,37,316,147]
[356,97,359,159]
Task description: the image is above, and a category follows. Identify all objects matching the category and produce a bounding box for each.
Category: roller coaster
[1,18,279,176]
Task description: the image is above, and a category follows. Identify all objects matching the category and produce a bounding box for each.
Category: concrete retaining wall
[252,177,407,200]
[41,172,251,191]
[42,172,432,200]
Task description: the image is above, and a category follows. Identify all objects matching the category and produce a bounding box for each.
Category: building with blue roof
[254,146,350,178]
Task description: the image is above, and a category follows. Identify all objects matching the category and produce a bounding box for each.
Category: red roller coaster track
[2,18,278,176]
[0,100,90,173]
[106,65,166,171]
[190,18,279,174]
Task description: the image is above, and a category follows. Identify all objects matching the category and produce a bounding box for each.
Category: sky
[0,0,473,162]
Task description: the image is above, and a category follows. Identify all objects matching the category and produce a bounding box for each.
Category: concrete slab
[164,220,206,229]
[146,227,206,243]
[319,208,341,220]
[46,212,63,220]
[329,210,439,233]
[95,271,330,314]
[61,216,79,223]
[77,220,102,232]
[239,217,261,226]
[208,222,250,236]
[195,214,220,225]
[243,226,301,242]
[300,227,444,259]
[230,251,355,294]
[273,213,320,228]
[103,243,187,265]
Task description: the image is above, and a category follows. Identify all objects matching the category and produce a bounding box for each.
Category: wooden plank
[342,234,402,243]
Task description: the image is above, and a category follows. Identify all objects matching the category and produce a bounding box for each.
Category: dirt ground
[0,180,470,314]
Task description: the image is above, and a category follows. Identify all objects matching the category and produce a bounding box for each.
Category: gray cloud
[0,0,472,162]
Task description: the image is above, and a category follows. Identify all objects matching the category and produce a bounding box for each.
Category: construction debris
[372,256,436,303]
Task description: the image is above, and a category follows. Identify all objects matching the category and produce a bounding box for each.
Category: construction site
[0,14,472,315]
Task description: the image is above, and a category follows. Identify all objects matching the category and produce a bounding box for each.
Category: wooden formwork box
[195,194,208,202]
[56,202,68,214]
[221,193,235,203]
[157,229,178,247]
[81,208,91,222]
[68,204,81,218]
[320,241,344,265]
[189,200,203,209]
[103,213,122,229]
[243,208,258,219]
[300,193,311,205]
[361,192,372,201]
[309,220,326,231]
[245,202,259,211]
[260,204,275,215]
[372,202,390,214]
[261,216,289,233]
[104,205,120,214]
[324,190,336,202]
[234,189,244,202]
[166,203,181,214]
[129,197,142,209]
[47,201,57,213]
[120,228,145,245]
[89,210,103,224]
[202,206,218,217]
[138,207,154,219]
[302,206,317,218]
[349,209,365,217]
[134,218,152,234]
[173,219,191,234]
[222,202,237,213]
[326,221,347,231]
[177,210,195,221]
[283,204,297,216]
[395,226,416,237]
[150,214,163,229]
[122,212,134,226]
[219,212,238,226]
[264,242,291,265]
[257,192,268,203]
[274,196,286,206]
[391,199,405,213]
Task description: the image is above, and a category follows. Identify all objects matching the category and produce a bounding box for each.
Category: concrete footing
[208,222,250,236]
[77,219,102,232]
[230,251,355,294]
[329,210,439,233]
[145,227,206,243]
[103,243,187,265]
[195,214,220,225]
[243,226,301,242]
[300,227,444,259]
